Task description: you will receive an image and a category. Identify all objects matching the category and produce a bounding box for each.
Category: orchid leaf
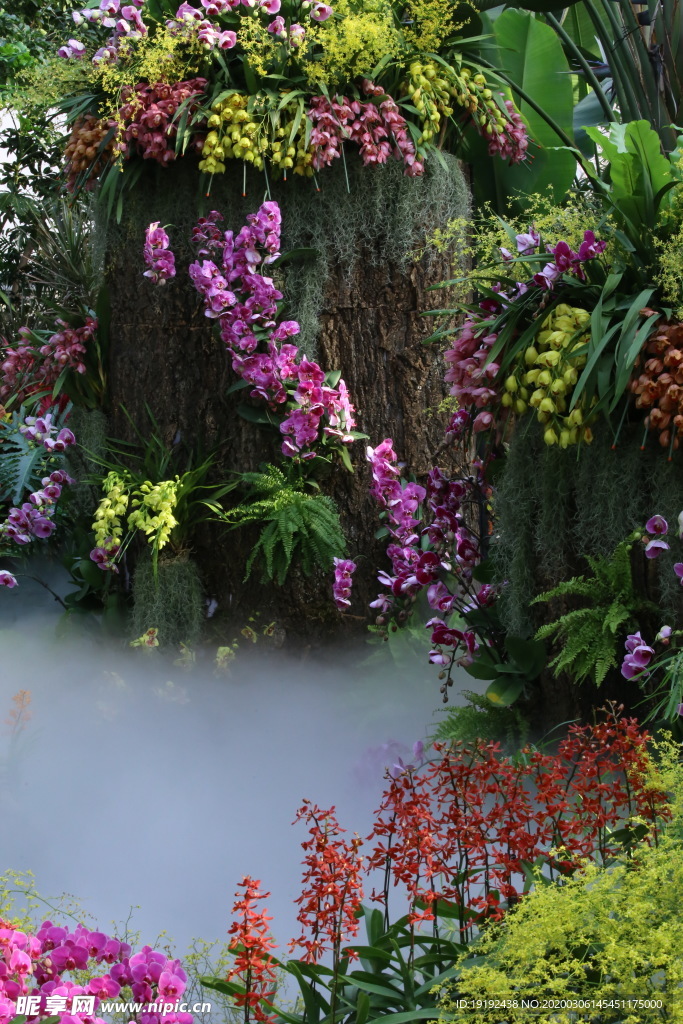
[485,677,525,706]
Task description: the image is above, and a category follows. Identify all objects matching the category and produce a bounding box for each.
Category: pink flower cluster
[443,319,500,431]
[189,203,357,460]
[58,0,333,62]
[485,100,529,164]
[165,3,237,50]
[0,915,190,1024]
[332,557,356,611]
[60,0,148,62]
[308,83,423,177]
[533,230,607,290]
[143,223,176,284]
[1,465,74,548]
[118,80,208,165]
[20,414,76,453]
[1,318,96,406]
[620,631,655,680]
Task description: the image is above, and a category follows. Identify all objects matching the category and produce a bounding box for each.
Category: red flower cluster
[118,79,207,165]
[366,712,668,936]
[226,877,278,1023]
[289,801,365,962]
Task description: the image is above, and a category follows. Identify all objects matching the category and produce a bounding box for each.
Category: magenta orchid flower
[645,537,669,558]
[646,515,668,535]
[310,2,333,20]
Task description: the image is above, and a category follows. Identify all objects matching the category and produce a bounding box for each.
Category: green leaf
[504,636,546,677]
[472,558,495,583]
[285,962,326,1023]
[355,992,371,1024]
[489,9,576,204]
[586,120,673,236]
[269,247,318,268]
[485,676,525,707]
[345,975,403,1001]
[236,404,279,426]
[339,446,354,473]
[464,659,501,681]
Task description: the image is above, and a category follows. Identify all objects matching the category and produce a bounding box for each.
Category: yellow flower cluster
[402,60,507,147]
[128,478,180,549]
[200,91,314,177]
[92,471,129,549]
[503,305,593,448]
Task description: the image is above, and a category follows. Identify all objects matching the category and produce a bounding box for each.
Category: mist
[0,567,477,961]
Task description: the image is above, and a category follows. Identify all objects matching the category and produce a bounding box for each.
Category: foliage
[491,419,683,638]
[437,735,683,1024]
[538,0,683,157]
[533,530,658,686]
[208,465,346,586]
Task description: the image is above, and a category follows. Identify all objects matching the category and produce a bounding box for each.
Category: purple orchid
[645,537,669,558]
[646,515,668,535]
[143,222,176,284]
[332,558,356,611]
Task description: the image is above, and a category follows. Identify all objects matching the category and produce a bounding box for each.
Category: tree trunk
[102,155,470,644]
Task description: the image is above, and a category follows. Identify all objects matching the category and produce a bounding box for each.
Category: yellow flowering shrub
[438,738,683,1024]
[402,0,474,56]
[307,0,400,86]
[91,29,201,116]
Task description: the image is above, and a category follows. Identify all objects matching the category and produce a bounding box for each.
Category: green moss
[101,151,470,354]
[131,553,204,648]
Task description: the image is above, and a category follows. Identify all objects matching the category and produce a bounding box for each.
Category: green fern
[209,465,347,585]
[532,535,658,686]
[431,691,530,748]
[0,410,55,505]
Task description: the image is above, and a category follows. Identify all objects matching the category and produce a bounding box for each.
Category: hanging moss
[100,152,470,354]
[131,553,204,648]
[64,407,109,516]
[493,415,683,636]
[493,419,541,637]
[534,442,574,580]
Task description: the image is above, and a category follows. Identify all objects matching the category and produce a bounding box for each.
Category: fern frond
[0,410,56,505]
[533,532,649,687]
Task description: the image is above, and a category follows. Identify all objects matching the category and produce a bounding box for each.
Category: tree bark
[103,156,469,644]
